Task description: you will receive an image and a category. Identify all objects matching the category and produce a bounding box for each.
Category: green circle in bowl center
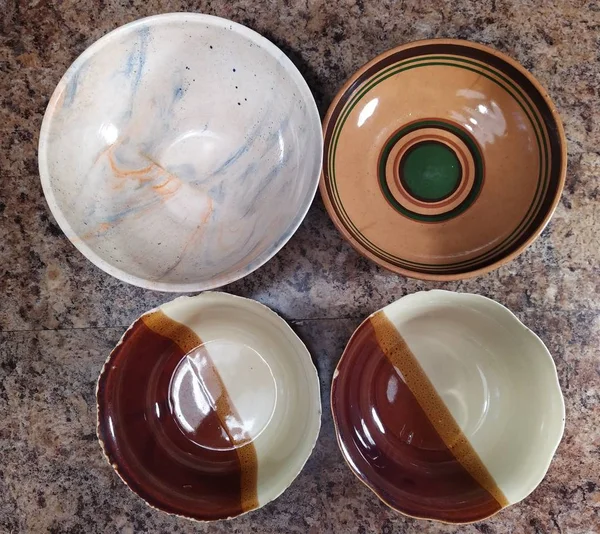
[400,141,462,202]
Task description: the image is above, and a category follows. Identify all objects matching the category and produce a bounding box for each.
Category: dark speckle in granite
[1,0,599,532]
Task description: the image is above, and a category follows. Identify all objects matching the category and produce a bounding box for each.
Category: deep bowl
[331,290,564,523]
[321,39,566,280]
[39,13,322,291]
[96,292,321,521]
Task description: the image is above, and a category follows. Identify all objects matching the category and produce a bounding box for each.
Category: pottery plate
[321,40,566,280]
[331,290,565,523]
[96,292,321,520]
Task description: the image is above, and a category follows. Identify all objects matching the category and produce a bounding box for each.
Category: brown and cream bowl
[96,292,321,521]
[331,290,565,523]
[321,39,567,280]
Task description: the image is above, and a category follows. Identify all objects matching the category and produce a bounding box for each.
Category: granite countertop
[1,0,599,532]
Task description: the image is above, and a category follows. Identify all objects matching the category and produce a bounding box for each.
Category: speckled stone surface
[1,0,599,533]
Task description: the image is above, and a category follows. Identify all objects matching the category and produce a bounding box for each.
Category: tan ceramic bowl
[321,39,567,280]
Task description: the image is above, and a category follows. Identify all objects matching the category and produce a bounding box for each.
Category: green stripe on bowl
[324,55,550,272]
[377,120,484,222]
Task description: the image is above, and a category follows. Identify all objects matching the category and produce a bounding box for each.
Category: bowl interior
[321,40,565,280]
[331,291,564,523]
[97,292,321,521]
[40,14,322,290]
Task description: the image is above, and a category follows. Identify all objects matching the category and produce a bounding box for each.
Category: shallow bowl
[331,290,564,523]
[96,292,321,520]
[321,39,566,280]
[39,13,322,291]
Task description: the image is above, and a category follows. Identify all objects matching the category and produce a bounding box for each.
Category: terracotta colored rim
[320,39,567,281]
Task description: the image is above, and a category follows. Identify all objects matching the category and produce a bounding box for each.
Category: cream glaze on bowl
[96,292,321,521]
[331,290,565,523]
[39,13,323,291]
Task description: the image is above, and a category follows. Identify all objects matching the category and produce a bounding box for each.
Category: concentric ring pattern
[321,40,566,279]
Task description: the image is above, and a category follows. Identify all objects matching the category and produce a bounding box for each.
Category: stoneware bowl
[96,292,321,521]
[331,290,565,523]
[321,39,567,280]
[39,13,322,291]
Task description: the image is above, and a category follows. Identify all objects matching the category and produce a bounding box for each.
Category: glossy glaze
[39,13,322,291]
[97,292,321,521]
[331,291,565,523]
[321,40,567,280]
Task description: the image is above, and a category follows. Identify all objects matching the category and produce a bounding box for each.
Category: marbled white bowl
[39,13,322,291]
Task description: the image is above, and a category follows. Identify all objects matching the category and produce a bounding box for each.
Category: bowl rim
[38,12,323,292]
[319,38,568,281]
[95,291,322,521]
[330,289,566,524]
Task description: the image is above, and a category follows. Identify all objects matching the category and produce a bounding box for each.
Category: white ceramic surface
[381,290,565,506]
[39,13,323,291]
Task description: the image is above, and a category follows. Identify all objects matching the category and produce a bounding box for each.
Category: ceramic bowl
[331,290,564,523]
[96,292,321,521]
[39,13,322,291]
[321,39,566,280]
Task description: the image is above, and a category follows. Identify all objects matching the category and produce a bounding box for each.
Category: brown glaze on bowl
[97,293,321,521]
[320,39,567,280]
[97,310,257,520]
[331,291,565,523]
[332,315,505,523]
